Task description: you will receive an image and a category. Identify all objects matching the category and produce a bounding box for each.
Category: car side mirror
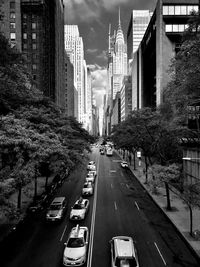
[64,242,67,246]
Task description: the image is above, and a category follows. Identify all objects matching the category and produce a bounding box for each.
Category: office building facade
[65,55,78,118]
[64,25,85,123]
[0,0,65,110]
[131,0,199,109]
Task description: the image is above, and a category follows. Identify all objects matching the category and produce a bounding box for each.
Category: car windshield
[67,238,84,247]
[73,204,83,209]
[50,204,62,210]
[84,184,91,188]
[116,258,137,267]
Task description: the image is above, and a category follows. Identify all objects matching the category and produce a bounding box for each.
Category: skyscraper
[112,8,127,100]
[0,0,65,111]
[64,25,85,123]
[127,10,152,59]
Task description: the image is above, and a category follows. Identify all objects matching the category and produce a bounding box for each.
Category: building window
[10,2,15,9]
[165,24,172,32]
[180,6,187,15]
[175,6,181,15]
[32,44,37,50]
[173,24,179,32]
[32,23,36,29]
[23,33,27,39]
[168,6,175,15]
[10,32,16,41]
[23,43,27,50]
[23,14,27,19]
[10,12,15,19]
[188,6,198,14]
[33,74,37,80]
[32,33,36,39]
[10,22,15,29]
[32,64,37,70]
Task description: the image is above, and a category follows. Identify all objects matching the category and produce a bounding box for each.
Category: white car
[63,225,89,266]
[82,182,94,196]
[121,161,128,168]
[70,198,89,220]
[85,173,95,184]
[88,170,97,177]
[87,161,96,171]
[110,236,139,267]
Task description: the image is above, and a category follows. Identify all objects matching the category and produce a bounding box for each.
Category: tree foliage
[0,32,94,215]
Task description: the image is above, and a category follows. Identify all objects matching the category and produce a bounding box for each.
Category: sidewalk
[117,151,200,258]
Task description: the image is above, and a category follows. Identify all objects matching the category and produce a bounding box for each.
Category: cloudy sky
[64,0,157,106]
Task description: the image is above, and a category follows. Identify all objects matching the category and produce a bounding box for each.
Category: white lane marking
[126,184,129,189]
[114,201,117,210]
[60,224,67,242]
[135,201,140,211]
[112,160,121,162]
[111,183,113,189]
[110,170,116,173]
[87,156,99,267]
[154,242,167,266]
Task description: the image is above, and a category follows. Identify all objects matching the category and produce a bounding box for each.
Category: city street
[0,147,199,267]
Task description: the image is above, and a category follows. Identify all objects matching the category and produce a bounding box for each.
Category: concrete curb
[115,151,200,263]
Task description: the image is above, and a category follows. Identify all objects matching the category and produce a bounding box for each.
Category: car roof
[51,197,65,204]
[113,236,134,258]
[70,225,87,238]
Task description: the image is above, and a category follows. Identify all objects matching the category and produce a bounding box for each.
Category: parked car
[46,197,67,222]
[87,161,96,171]
[63,224,89,266]
[121,161,128,168]
[109,236,139,267]
[88,170,97,177]
[82,182,94,196]
[85,173,95,184]
[70,198,89,220]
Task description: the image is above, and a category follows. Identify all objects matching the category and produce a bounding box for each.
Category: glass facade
[165,24,189,32]
[163,5,198,15]
[132,10,151,54]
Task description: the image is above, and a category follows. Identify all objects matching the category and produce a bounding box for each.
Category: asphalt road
[1,146,200,267]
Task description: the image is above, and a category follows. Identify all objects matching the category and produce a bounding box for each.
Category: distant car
[82,182,94,196]
[46,197,67,222]
[87,161,96,171]
[106,149,113,156]
[88,170,97,177]
[110,236,139,267]
[121,161,128,168]
[100,149,105,155]
[63,224,89,266]
[70,198,89,220]
[85,173,95,184]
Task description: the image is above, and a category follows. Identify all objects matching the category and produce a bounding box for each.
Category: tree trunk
[189,205,193,236]
[34,176,37,200]
[144,156,148,184]
[17,186,22,210]
[45,176,49,192]
[165,182,172,210]
[133,151,136,170]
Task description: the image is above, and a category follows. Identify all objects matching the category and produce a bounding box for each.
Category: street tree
[149,164,180,210]
[180,183,200,236]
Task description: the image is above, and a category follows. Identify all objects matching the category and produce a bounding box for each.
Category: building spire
[108,24,111,51]
[118,7,121,28]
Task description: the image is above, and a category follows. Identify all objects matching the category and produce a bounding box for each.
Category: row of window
[23,43,38,50]
[23,32,37,39]
[163,5,198,16]
[165,24,188,33]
